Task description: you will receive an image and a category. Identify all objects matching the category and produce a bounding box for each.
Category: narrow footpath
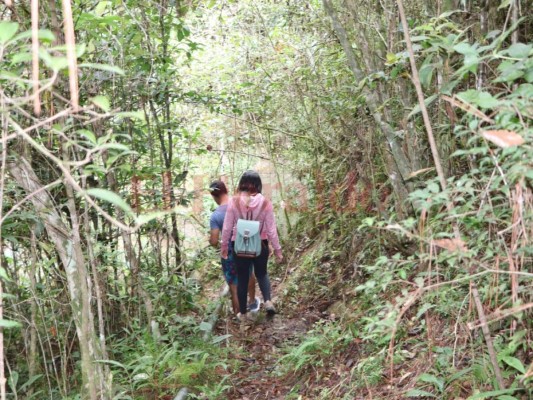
[211,276,312,399]
[215,313,308,399]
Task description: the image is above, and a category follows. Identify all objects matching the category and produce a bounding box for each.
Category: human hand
[221,249,228,259]
[275,254,283,264]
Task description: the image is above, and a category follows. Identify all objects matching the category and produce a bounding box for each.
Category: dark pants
[234,240,271,314]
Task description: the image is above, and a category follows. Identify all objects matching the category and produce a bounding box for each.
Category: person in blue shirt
[209,180,259,315]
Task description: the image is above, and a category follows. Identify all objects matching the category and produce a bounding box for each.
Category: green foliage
[2,1,532,399]
[110,323,233,398]
[279,322,352,374]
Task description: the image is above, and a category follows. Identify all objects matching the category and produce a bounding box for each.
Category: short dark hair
[209,180,228,197]
[237,170,262,194]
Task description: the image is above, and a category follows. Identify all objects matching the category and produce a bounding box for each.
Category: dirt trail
[214,310,309,400]
[209,274,322,399]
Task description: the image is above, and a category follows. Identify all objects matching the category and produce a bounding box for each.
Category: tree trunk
[7,155,110,400]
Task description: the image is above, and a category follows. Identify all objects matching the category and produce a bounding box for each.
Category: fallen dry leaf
[431,238,468,252]
[482,129,525,148]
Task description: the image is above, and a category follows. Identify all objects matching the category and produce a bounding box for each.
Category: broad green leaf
[506,43,532,58]
[501,356,525,373]
[176,26,191,41]
[38,29,55,42]
[408,94,438,119]
[525,67,533,82]
[457,90,499,109]
[77,43,86,57]
[0,267,9,281]
[7,370,18,391]
[0,22,18,44]
[495,60,525,83]
[39,49,68,71]
[419,63,435,88]
[12,29,55,43]
[453,42,476,55]
[406,389,436,398]
[427,182,440,193]
[11,52,32,64]
[211,334,232,344]
[90,95,111,112]
[419,373,444,392]
[453,42,480,72]
[199,321,212,331]
[416,303,435,319]
[468,389,519,399]
[0,70,18,80]
[410,35,429,42]
[132,373,148,381]
[77,129,97,144]
[515,83,533,97]
[497,396,519,400]
[115,111,145,121]
[0,319,21,329]
[19,374,43,392]
[94,0,111,16]
[94,359,128,370]
[136,211,168,225]
[86,188,133,216]
[498,0,512,9]
[438,10,460,19]
[105,152,131,168]
[98,143,130,152]
[79,63,125,75]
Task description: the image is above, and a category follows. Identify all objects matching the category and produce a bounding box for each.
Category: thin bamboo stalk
[61,0,79,111]
[31,0,41,115]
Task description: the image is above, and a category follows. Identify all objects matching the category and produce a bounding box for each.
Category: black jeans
[234,240,271,314]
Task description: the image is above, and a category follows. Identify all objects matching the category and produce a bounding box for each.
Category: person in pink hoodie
[221,170,283,320]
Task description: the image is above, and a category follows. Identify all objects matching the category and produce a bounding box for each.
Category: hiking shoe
[247,297,261,313]
[264,300,276,316]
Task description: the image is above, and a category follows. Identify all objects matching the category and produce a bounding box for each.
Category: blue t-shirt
[209,204,228,231]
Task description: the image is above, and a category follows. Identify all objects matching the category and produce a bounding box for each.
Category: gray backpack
[233,198,269,258]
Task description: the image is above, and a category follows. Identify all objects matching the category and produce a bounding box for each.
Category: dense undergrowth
[1,1,531,399]
[262,5,533,398]
[270,211,532,399]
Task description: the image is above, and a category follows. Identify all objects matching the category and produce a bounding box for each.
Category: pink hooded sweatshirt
[221,193,282,258]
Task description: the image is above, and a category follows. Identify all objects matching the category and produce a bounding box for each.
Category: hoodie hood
[238,192,264,210]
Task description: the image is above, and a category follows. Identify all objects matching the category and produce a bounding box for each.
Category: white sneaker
[247,297,261,313]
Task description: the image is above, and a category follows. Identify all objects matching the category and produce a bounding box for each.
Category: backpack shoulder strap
[257,199,270,235]
[233,196,245,220]
[258,198,269,218]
